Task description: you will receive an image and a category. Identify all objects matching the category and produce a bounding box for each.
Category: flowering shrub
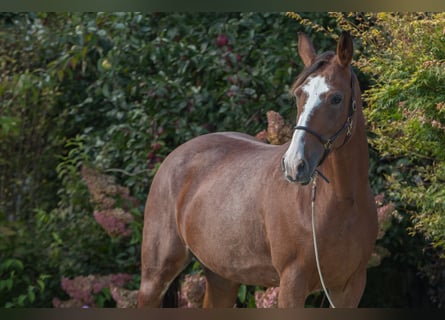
[93,209,134,237]
[53,273,133,307]
[179,274,206,308]
[255,287,279,308]
[81,165,138,211]
[367,194,396,267]
[110,285,138,308]
[48,165,141,307]
[81,166,137,238]
[255,110,293,145]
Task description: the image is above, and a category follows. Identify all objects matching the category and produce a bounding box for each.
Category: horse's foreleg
[202,268,240,308]
[328,267,367,308]
[277,268,308,307]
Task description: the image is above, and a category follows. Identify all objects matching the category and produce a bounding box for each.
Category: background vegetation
[0,12,443,307]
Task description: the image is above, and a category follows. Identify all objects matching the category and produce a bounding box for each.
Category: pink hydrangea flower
[255,287,279,308]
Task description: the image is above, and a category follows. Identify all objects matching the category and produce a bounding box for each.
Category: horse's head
[282,31,357,185]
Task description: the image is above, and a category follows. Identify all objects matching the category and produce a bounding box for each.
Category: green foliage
[0,218,51,307]
[0,13,67,222]
[0,257,49,308]
[356,13,445,248]
[359,14,445,307]
[236,284,256,308]
[94,287,115,308]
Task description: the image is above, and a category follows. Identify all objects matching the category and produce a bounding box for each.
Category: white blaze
[283,75,330,179]
[297,75,330,127]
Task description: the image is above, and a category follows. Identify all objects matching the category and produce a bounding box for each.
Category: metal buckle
[352,100,357,112]
[324,139,332,151]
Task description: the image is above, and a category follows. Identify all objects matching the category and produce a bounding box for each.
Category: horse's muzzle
[281,157,312,185]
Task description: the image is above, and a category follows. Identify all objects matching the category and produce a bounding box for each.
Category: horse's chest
[249,198,373,292]
[316,209,373,283]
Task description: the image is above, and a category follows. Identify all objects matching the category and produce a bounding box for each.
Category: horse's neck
[323,107,369,200]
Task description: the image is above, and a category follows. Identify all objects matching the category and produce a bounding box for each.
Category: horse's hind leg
[202,268,240,308]
[137,196,191,307]
[138,232,190,307]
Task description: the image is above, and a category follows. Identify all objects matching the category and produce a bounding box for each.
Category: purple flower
[179,274,206,308]
[374,194,395,240]
[57,274,134,307]
[94,208,134,237]
[60,276,96,306]
[217,34,228,47]
[110,273,133,287]
[255,287,279,308]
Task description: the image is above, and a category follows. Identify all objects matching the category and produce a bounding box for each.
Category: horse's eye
[330,94,343,105]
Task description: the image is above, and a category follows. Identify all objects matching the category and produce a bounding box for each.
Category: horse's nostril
[297,159,306,174]
[282,157,309,183]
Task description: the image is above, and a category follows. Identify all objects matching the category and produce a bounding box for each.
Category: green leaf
[17,294,27,306]
[0,259,23,272]
[27,286,36,303]
[237,284,247,303]
[0,278,13,292]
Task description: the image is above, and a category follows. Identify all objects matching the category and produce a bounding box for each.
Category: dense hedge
[360,13,445,307]
[0,12,443,307]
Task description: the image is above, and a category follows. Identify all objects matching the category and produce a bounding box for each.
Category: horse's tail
[161,275,180,307]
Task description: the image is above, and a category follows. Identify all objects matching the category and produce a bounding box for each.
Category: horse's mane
[290,51,335,96]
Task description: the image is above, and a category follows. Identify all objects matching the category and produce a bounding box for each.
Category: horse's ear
[298,32,316,67]
[336,31,353,67]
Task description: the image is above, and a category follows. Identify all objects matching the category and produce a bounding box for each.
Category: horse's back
[146,131,271,212]
[155,132,281,194]
[172,131,275,161]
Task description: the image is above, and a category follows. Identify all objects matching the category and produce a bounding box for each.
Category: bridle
[294,66,357,172]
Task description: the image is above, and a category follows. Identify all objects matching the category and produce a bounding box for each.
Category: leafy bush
[0,215,51,307]
[0,258,49,308]
[361,13,445,307]
[360,13,445,249]
[0,13,63,223]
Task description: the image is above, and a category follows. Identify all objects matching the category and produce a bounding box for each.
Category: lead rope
[311,172,336,308]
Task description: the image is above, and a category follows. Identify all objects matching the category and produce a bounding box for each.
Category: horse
[138,31,378,308]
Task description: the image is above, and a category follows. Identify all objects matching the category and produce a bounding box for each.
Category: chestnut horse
[138,32,377,308]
